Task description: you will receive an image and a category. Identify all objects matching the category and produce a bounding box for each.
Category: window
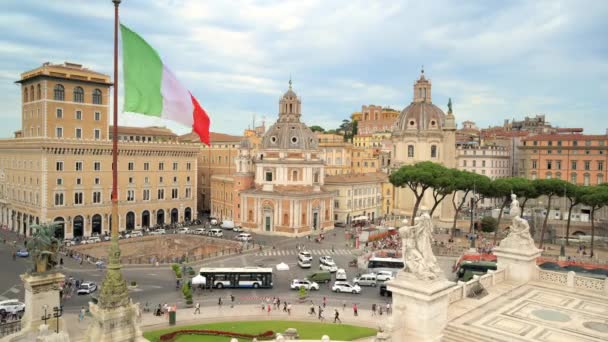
[56,161,63,171]
[431,145,437,158]
[463,160,467,167]
[159,176,163,183]
[157,189,164,200]
[144,177,149,184]
[556,160,562,170]
[128,162,134,171]
[531,160,537,169]
[74,192,83,205]
[53,84,64,101]
[570,173,577,184]
[56,127,63,138]
[75,128,82,139]
[143,189,150,201]
[75,110,82,120]
[482,160,486,167]
[598,174,604,185]
[56,108,63,118]
[93,191,102,203]
[73,86,84,103]
[23,87,28,102]
[158,162,164,171]
[127,190,135,201]
[173,176,177,183]
[94,129,101,140]
[128,177,133,184]
[92,89,102,104]
[572,141,578,147]
[571,161,577,170]
[54,192,64,206]
[75,161,83,171]
[56,178,63,185]
[334,200,339,209]
[94,161,101,171]
[407,145,414,158]
[94,112,101,121]
[598,161,604,171]
[186,162,192,171]
[473,160,477,167]
[265,171,273,182]
[76,177,82,185]
[546,160,552,170]
[94,177,100,185]
[584,161,591,171]
[584,173,590,186]
[171,188,178,199]
[185,188,191,198]
[173,162,178,171]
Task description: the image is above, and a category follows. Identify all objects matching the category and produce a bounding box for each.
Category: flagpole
[112,0,120,239]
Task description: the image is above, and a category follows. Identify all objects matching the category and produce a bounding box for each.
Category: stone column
[387,275,455,342]
[19,272,65,334]
[493,246,542,283]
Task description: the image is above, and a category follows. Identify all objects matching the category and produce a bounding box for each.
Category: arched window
[73,87,84,103]
[431,145,437,158]
[23,87,28,102]
[583,173,590,186]
[570,172,576,184]
[53,84,65,101]
[407,145,414,158]
[92,89,102,104]
[30,85,34,101]
[37,84,41,99]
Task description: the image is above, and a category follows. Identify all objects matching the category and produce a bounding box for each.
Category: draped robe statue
[499,194,536,250]
[398,212,444,281]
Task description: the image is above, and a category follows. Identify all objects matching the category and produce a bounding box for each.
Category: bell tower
[278,79,302,122]
[413,67,432,103]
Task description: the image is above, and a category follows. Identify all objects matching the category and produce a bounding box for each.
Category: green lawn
[144,320,377,342]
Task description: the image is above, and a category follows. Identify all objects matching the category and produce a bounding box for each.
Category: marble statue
[398,210,444,281]
[499,194,536,250]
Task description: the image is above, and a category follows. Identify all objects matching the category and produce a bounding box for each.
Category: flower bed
[159,329,275,341]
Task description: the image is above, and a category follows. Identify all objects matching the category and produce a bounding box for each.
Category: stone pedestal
[85,301,145,342]
[494,246,542,283]
[20,272,65,334]
[387,274,455,342]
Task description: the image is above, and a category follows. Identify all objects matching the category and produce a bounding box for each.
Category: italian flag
[120,24,210,144]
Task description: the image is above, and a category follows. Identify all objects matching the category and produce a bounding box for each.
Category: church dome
[261,81,319,150]
[393,69,447,132]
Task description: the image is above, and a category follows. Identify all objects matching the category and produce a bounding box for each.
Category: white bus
[367,257,405,273]
[198,267,273,289]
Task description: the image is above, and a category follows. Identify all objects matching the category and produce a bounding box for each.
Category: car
[208,228,223,237]
[235,233,252,242]
[332,281,361,294]
[320,263,338,273]
[353,273,377,287]
[307,271,332,283]
[298,251,313,262]
[375,270,394,282]
[220,221,236,230]
[298,259,312,268]
[88,236,101,243]
[379,283,392,297]
[192,228,206,235]
[77,282,98,295]
[232,226,243,232]
[0,300,25,315]
[63,239,75,247]
[335,269,347,281]
[319,256,334,265]
[129,230,143,238]
[290,279,319,291]
[177,228,190,234]
[209,217,219,226]
[16,249,29,257]
[150,229,166,235]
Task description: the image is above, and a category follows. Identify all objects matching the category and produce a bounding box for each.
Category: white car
[177,228,190,234]
[208,228,223,237]
[77,282,98,295]
[235,233,252,241]
[150,229,166,235]
[332,281,361,294]
[335,269,347,281]
[88,236,101,243]
[320,263,338,272]
[375,270,394,282]
[192,228,206,235]
[129,231,143,238]
[0,300,25,315]
[232,226,243,232]
[353,273,377,287]
[319,255,334,264]
[298,251,313,262]
[290,279,319,291]
[298,259,312,268]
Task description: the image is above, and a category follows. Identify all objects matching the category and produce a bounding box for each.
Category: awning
[191,275,206,285]
[353,216,369,221]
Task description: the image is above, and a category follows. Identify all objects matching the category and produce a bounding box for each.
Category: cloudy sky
[1,0,607,137]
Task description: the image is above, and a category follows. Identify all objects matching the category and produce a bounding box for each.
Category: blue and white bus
[198,267,273,289]
[367,257,405,273]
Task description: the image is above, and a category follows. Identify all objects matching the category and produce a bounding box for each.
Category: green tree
[533,179,568,248]
[309,125,325,132]
[390,162,444,225]
[480,216,498,233]
[429,166,456,217]
[563,183,588,246]
[581,184,608,258]
[450,170,475,235]
[489,177,530,244]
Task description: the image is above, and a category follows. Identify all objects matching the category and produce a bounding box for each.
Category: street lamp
[41,305,51,325]
[52,306,63,334]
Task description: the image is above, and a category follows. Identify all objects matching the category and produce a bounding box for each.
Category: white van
[220,221,235,230]
[336,269,347,281]
[208,228,223,237]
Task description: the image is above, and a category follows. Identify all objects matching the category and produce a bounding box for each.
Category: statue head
[511,193,517,201]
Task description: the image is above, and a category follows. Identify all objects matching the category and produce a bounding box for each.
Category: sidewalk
[65,304,384,341]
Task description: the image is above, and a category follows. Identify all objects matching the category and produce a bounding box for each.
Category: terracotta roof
[523,134,607,141]
[111,126,177,137]
[325,172,388,184]
[178,131,243,143]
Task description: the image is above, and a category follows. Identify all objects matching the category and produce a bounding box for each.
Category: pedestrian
[267,303,271,316]
[277,298,281,309]
[371,303,377,316]
[287,303,292,316]
[353,303,358,317]
[379,306,383,316]
[342,300,346,311]
[334,309,341,323]
[230,294,235,308]
[283,302,287,312]
[309,303,316,316]
[218,297,223,308]
[318,306,324,321]
[386,303,391,315]
[12,252,15,261]
[79,306,85,322]
[261,301,265,311]
[59,258,64,267]
[194,302,200,314]
[323,296,327,308]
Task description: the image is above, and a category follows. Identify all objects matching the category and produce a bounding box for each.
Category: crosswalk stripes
[254,249,353,257]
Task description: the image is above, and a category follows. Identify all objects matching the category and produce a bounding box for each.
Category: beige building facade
[324,173,387,224]
[316,133,352,176]
[0,62,198,239]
